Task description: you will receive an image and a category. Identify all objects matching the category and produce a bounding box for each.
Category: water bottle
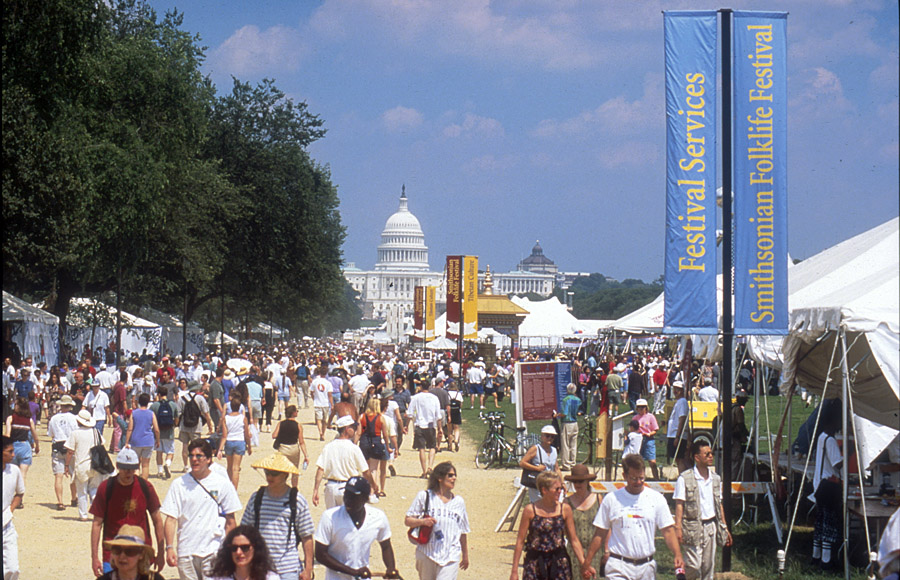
[675,567,687,580]
[302,459,309,471]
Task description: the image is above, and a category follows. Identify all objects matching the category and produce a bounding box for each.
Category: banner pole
[720,7,734,572]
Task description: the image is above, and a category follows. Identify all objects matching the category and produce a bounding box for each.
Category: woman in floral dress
[510,471,586,580]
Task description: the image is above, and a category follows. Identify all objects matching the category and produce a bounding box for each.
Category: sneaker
[480,406,486,409]
[164,465,170,479]
[369,494,380,504]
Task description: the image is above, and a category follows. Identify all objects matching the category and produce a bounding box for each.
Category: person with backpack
[176,379,213,473]
[149,390,177,480]
[89,448,165,576]
[126,393,160,481]
[242,454,315,580]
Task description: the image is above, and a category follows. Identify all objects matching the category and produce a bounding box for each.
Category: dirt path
[17,404,527,578]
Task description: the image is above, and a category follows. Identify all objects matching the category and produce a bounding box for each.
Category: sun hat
[143,375,154,385]
[635,398,649,407]
[344,476,371,497]
[672,380,685,390]
[116,448,140,470]
[564,464,597,482]
[541,425,558,436]
[251,453,300,475]
[58,395,75,407]
[223,369,234,380]
[76,409,96,428]
[615,363,626,372]
[335,415,357,429]
[102,524,153,556]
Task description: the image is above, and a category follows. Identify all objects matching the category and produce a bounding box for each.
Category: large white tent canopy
[749,217,899,431]
[64,298,162,358]
[3,291,60,365]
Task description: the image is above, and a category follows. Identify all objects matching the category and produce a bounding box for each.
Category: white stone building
[343,187,446,320]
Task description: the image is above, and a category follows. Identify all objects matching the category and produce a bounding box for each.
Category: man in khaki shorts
[310,366,333,441]
[176,380,212,472]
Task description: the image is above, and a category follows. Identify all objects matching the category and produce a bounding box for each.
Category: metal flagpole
[719,7,735,571]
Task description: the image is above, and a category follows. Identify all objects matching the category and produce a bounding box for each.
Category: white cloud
[462,153,517,174]
[443,113,505,138]
[210,25,304,76]
[382,106,424,133]
[311,0,611,71]
[597,140,659,169]
[789,67,854,118]
[533,73,662,138]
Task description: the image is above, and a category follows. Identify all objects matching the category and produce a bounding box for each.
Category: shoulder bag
[521,446,542,489]
[407,490,433,545]
[90,429,115,475]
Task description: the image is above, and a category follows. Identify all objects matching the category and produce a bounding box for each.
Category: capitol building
[344,187,579,325]
[343,187,445,321]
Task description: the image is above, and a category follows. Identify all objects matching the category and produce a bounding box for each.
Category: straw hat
[76,409,96,428]
[102,524,154,556]
[564,464,597,482]
[58,395,75,408]
[251,453,300,475]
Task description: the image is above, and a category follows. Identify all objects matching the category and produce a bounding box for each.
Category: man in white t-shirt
[406,382,442,479]
[312,416,373,508]
[696,378,719,403]
[583,454,683,580]
[311,366,334,441]
[3,435,26,579]
[314,476,399,580]
[161,439,242,580]
[348,366,370,414]
[84,381,111,435]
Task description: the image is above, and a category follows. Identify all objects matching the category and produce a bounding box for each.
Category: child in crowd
[623,419,642,457]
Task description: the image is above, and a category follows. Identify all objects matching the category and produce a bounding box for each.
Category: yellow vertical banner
[425,286,436,341]
[463,255,479,339]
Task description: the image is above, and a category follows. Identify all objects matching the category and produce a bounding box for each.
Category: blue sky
[149,0,899,281]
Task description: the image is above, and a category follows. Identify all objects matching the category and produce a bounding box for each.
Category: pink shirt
[637,412,659,436]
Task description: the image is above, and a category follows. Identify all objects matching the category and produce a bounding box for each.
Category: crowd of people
[2,338,898,579]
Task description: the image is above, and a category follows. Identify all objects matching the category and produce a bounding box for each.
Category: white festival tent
[3,291,60,366]
[204,331,238,346]
[64,298,162,358]
[139,307,205,356]
[747,217,899,464]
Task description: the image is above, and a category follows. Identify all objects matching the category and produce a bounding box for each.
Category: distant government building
[343,187,587,321]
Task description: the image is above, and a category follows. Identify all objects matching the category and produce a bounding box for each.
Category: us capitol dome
[343,186,445,321]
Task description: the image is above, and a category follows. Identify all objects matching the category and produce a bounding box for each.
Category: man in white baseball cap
[312,415,375,508]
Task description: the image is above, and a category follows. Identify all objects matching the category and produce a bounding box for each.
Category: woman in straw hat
[271,404,308,488]
[563,465,603,580]
[99,524,164,580]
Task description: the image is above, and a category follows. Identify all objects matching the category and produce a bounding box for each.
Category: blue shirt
[246,380,263,402]
[560,394,581,423]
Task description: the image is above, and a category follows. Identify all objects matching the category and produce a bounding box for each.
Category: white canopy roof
[3,291,58,325]
[67,298,159,328]
[512,296,595,337]
[608,291,665,334]
[750,217,899,430]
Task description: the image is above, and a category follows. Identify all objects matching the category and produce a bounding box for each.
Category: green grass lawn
[458,391,871,579]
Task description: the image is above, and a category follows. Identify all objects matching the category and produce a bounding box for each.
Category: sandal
[377,491,386,498]
[57,504,65,511]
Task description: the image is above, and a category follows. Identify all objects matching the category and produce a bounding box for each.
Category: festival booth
[65,298,162,359]
[2,291,60,366]
[204,331,238,347]
[511,296,598,350]
[138,307,205,356]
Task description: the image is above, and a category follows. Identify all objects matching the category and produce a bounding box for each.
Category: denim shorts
[224,440,246,456]
[13,441,32,465]
[641,436,657,461]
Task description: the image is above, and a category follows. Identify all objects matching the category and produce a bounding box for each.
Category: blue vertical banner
[664,11,718,334]
[733,12,788,334]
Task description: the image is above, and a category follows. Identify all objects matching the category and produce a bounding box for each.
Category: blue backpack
[155,401,175,428]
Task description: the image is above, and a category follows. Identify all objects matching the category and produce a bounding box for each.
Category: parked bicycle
[475,411,539,469]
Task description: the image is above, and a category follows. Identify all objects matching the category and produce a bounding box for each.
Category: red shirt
[89,477,161,562]
[653,369,669,387]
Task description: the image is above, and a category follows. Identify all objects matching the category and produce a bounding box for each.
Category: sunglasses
[111,546,143,557]
[229,543,253,554]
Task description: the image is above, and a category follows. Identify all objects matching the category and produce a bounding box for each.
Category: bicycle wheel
[475,439,494,468]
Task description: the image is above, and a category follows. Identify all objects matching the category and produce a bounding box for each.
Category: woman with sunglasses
[519,425,560,503]
[405,461,470,580]
[99,524,164,580]
[209,525,279,580]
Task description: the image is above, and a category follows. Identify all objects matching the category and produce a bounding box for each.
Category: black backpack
[155,400,175,428]
[253,486,300,546]
[182,394,202,428]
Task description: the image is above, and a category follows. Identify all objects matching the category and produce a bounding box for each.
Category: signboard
[463,255,479,339]
[733,11,788,335]
[425,286,436,341]
[517,361,572,422]
[663,10,719,334]
[413,286,424,337]
[446,256,462,340]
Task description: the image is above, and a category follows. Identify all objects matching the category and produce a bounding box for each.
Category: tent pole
[840,329,851,580]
